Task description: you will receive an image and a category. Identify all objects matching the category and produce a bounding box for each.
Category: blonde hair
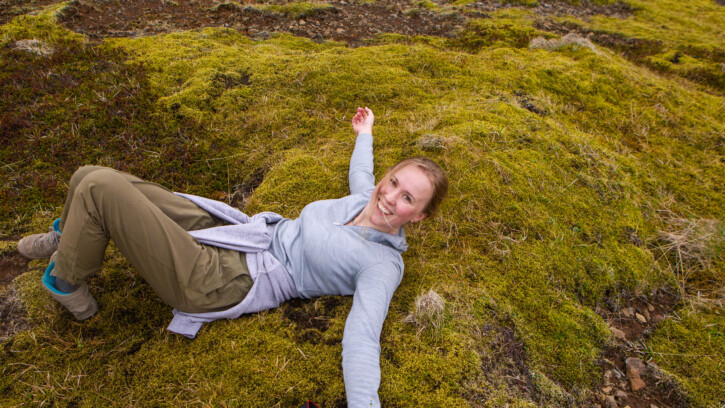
[380,157,448,217]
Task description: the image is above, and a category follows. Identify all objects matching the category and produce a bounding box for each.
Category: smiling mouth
[377,199,392,215]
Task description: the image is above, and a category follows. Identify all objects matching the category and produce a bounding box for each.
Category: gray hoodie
[169,133,404,407]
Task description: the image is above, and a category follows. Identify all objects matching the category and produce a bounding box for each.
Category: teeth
[377,200,392,215]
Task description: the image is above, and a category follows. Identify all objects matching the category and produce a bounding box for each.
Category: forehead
[391,165,434,203]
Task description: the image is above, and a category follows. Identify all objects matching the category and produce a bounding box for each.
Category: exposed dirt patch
[283,297,344,343]
[0,0,633,46]
[231,165,268,210]
[514,89,548,116]
[0,247,29,289]
[534,0,632,19]
[596,346,689,408]
[56,0,463,46]
[592,289,688,408]
[469,321,537,404]
[604,289,678,341]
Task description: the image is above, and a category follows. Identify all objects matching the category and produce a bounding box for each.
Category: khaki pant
[54,166,252,313]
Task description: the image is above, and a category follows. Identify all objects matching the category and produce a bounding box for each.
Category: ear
[411,212,428,223]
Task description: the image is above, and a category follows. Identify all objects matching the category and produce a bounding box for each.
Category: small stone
[615,390,627,400]
[603,386,613,394]
[625,357,647,391]
[604,369,613,380]
[336,27,344,34]
[299,19,306,25]
[622,308,632,318]
[650,405,659,408]
[643,308,651,321]
[605,395,618,408]
[635,313,647,324]
[610,326,627,340]
[647,303,655,312]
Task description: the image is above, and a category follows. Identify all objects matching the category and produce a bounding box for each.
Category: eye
[390,178,398,187]
[404,194,412,203]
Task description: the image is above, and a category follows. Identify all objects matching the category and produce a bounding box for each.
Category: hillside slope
[1,1,723,407]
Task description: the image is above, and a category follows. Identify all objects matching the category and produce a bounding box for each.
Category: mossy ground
[1,1,723,406]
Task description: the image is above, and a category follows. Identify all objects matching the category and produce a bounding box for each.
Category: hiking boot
[18,227,61,259]
[42,260,97,320]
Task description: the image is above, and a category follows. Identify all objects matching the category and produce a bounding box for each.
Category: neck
[352,206,399,235]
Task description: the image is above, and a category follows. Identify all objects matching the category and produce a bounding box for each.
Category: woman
[18,107,448,407]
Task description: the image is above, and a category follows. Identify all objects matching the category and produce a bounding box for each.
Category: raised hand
[351,107,374,136]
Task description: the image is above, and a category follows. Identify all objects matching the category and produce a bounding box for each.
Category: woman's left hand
[352,107,374,136]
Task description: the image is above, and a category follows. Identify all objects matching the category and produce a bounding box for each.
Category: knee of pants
[73,168,127,199]
[69,166,114,192]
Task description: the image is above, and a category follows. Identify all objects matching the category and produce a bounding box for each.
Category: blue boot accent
[52,218,62,234]
[42,261,66,295]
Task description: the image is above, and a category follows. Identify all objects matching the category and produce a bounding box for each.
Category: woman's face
[367,164,434,234]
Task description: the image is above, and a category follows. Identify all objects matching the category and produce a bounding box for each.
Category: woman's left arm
[341,261,403,408]
[349,107,376,195]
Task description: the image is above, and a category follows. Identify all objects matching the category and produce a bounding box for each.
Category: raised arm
[349,107,376,194]
[341,261,403,407]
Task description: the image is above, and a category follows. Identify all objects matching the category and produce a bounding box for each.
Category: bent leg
[59,166,219,233]
[54,168,250,313]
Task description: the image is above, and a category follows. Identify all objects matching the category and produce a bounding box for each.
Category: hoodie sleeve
[341,261,403,408]
[349,133,376,195]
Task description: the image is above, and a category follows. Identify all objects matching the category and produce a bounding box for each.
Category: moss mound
[1,2,723,407]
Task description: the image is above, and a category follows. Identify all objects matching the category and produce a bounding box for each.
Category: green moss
[0,2,85,46]
[450,10,554,51]
[646,307,725,407]
[252,2,335,19]
[558,0,725,91]
[2,4,724,407]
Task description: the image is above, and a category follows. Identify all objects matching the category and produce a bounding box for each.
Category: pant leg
[54,166,252,313]
[59,165,220,232]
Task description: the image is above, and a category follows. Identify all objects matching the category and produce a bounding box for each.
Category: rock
[603,386,613,394]
[605,395,618,408]
[625,357,646,391]
[336,27,344,34]
[643,308,651,321]
[604,369,613,381]
[622,308,632,318]
[650,405,659,408]
[635,313,647,324]
[615,390,628,400]
[610,326,627,340]
[647,303,655,312]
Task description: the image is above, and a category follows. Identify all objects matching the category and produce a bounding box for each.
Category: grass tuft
[530,33,600,54]
[403,289,445,333]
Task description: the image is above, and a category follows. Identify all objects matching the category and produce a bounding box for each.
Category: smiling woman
[16,106,448,408]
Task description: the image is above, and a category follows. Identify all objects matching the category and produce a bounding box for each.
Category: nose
[383,188,396,206]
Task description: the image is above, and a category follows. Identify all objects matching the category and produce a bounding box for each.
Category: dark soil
[598,346,689,408]
[0,246,29,289]
[592,289,688,408]
[0,0,632,47]
[283,297,344,344]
